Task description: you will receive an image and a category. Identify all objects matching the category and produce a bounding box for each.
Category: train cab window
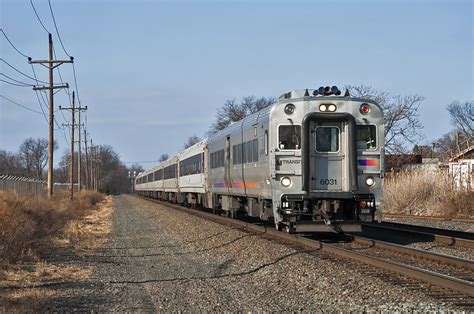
[356,125,377,149]
[315,127,339,152]
[279,125,301,150]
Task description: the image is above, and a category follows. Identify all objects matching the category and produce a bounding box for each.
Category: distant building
[448,144,474,190]
[385,154,422,172]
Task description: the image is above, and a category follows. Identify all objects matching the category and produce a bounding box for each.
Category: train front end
[270,87,384,233]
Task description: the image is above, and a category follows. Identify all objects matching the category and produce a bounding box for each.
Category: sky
[1,0,473,168]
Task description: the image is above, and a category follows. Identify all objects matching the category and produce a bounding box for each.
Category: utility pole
[59,92,77,199]
[77,106,87,190]
[59,92,75,200]
[89,139,93,190]
[29,33,73,197]
[84,130,89,190]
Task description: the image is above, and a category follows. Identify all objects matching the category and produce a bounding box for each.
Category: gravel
[35,195,471,311]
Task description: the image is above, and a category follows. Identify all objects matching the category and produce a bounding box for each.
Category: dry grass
[0,191,112,311]
[0,190,105,264]
[384,169,474,217]
[62,194,113,252]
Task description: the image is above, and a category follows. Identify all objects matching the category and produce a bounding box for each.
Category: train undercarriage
[135,190,375,233]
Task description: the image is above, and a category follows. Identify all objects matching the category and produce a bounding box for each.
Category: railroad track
[362,221,474,249]
[135,196,474,307]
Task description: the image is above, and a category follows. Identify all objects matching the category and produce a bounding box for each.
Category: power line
[29,0,50,34]
[48,0,71,57]
[60,108,71,123]
[32,90,50,124]
[30,64,50,109]
[30,63,51,124]
[0,94,44,115]
[0,79,34,87]
[0,73,35,86]
[72,62,81,105]
[122,160,160,164]
[0,58,48,84]
[0,29,30,58]
[61,126,69,146]
[52,45,73,107]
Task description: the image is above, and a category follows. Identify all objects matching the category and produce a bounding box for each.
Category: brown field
[0,190,113,311]
[384,170,474,218]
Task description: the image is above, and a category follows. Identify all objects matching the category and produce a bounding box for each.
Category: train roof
[278,89,381,107]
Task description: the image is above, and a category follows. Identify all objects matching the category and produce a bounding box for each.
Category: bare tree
[347,85,424,153]
[184,135,202,149]
[18,138,57,180]
[447,100,473,139]
[158,153,169,162]
[128,163,145,175]
[94,145,130,194]
[0,150,25,176]
[209,96,276,134]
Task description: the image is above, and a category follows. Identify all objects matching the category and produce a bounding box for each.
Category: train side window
[247,141,253,163]
[232,145,237,165]
[356,125,377,149]
[315,127,339,152]
[219,149,225,167]
[279,125,301,150]
[252,139,258,162]
[264,130,268,155]
[242,142,247,164]
[236,144,241,164]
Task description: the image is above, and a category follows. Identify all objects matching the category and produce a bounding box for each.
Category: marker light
[281,177,292,187]
[319,104,327,112]
[327,104,336,112]
[360,103,370,114]
[365,177,375,186]
[284,103,295,115]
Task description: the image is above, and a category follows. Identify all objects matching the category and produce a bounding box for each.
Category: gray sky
[1,0,472,167]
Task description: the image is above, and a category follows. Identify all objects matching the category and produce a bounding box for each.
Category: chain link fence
[0,175,46,195]
[0,175,78,195]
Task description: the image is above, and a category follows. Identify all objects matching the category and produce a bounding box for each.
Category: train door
[310,121,348,191]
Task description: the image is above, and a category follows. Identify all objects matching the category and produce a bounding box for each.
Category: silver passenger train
[135,86,384,232]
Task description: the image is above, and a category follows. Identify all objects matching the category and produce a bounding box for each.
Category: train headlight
[281,177,292,187]
[284,103,295,115]
[327,104,337,112]
[365,177,375,186]
[319,104,327,112]
[360,103,370,114]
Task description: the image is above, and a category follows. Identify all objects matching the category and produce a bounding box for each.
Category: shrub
[0,190,104,264]
[384,169,473,217]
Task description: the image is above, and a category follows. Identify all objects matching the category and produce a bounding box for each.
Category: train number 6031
[320,178,337,185]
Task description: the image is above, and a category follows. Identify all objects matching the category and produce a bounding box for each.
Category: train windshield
[279,125,301,150]
[356,125,377,149]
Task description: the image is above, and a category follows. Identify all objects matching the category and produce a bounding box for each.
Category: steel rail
[136,196,474,297]
[363,223,474,249]
[383,213,474,223]
[350,235,474,271]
